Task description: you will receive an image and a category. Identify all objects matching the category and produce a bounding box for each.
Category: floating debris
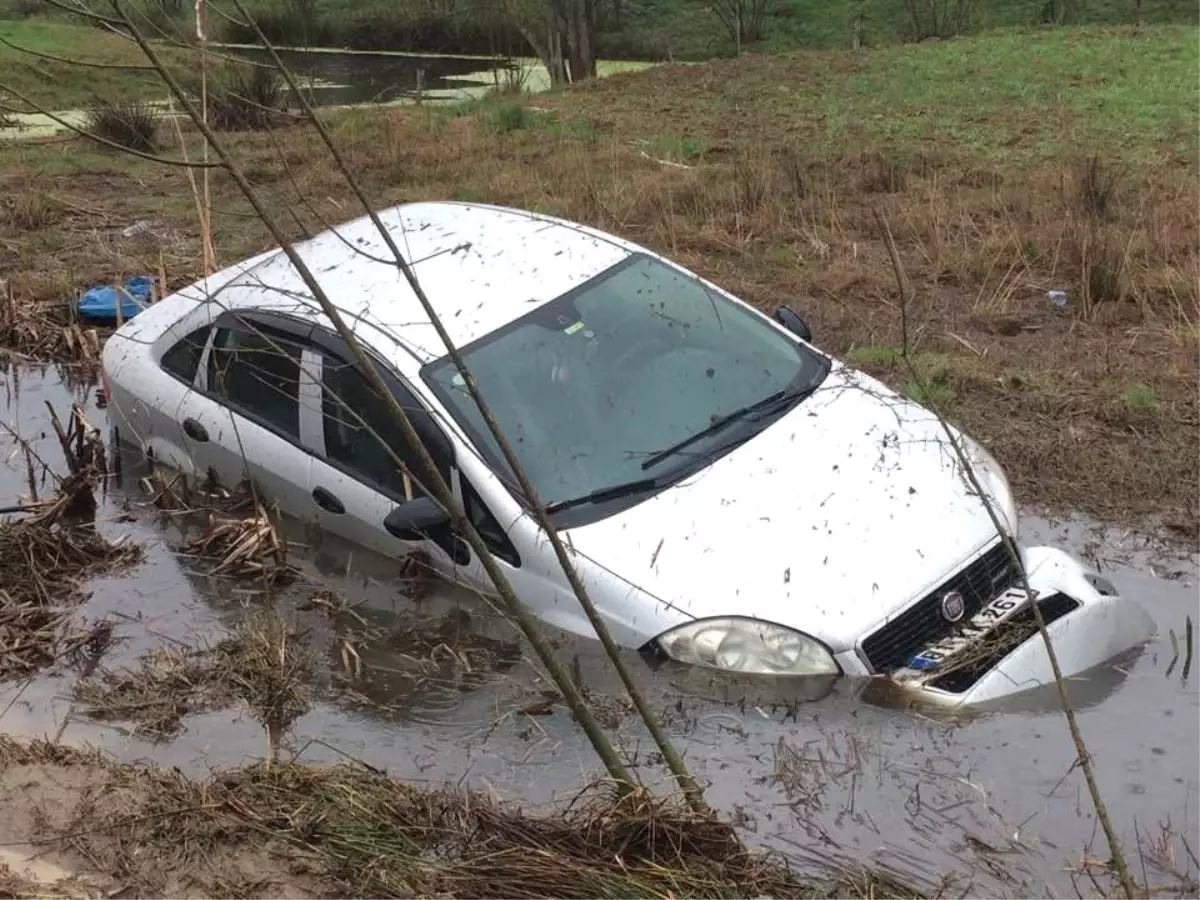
[0,512,140,680]
[75,610,312,744]
[173,480,298,586]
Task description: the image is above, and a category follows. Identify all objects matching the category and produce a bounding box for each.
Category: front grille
[928,592,1080,694]
[860,541,1020,673]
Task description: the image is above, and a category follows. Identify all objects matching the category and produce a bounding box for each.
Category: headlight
[651,617,840,676]
[961,435,1019,538]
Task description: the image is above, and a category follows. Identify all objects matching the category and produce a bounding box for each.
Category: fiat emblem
[940,590,966,623]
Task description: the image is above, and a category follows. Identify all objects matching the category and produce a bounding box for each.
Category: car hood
[562,365,1003,651]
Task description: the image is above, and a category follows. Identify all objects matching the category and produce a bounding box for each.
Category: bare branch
[234,0,710,814]
[113,0,639,795]
[876,208,1138,900]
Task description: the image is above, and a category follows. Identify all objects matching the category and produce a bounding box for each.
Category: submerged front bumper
[851,545,1156,708]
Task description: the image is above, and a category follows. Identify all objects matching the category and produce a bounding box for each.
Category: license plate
[905,587,1036,672]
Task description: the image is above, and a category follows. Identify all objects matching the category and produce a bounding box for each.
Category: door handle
[312,486,345,515]
[182,417,208,442]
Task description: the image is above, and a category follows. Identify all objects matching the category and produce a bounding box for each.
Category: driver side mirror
[384,497,471,565]
[774,307,812,343]
[384,496,452,543]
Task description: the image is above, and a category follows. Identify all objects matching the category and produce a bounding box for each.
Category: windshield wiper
[640,386,808,472]
[544,476,662,515]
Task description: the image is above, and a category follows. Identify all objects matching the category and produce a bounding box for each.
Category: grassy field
[3,0,1197,59]
[0,18,201,108]
[0,24,1197,538]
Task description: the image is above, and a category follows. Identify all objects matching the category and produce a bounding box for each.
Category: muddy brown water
[0,363,1196,896]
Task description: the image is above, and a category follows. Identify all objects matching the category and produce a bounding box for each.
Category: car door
[182,315,314,518]
[304,342,459,568]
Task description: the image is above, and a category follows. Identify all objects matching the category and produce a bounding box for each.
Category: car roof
[214,201,633,369]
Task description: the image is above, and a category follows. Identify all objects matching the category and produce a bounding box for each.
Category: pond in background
[0,46,654,140]
[219,44,656,106]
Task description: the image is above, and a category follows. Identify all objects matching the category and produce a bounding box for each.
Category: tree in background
[504,0,596,83]
[708,0,768,49]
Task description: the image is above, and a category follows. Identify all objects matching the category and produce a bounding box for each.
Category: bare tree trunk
[507,0,569,84]
[566,0,595,81]
[505,0,594,85]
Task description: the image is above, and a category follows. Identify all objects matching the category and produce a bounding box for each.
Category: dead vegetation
[75,609,311,744]
[139,475,299,586]
[0,517,132,679]
[0,735,924,900]
[82,97,162,153]
[0,279,103,365]
[0,408,139,680]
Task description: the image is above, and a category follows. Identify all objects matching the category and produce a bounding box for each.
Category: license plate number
[905,587,1035,672]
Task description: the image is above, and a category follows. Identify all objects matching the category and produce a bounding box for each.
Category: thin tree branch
[115,0,638,795]
[873,206,1137,900]
[235,0,709,814]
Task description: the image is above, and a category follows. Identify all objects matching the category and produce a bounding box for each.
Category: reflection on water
[222,45,512,106]
[0,46,654,142]
[0,362,1195,896]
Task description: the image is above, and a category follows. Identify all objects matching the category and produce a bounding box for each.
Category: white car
[100,201,1154,708]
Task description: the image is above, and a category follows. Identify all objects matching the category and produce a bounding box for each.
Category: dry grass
[1,54,1196,536]
[0,736,925,900]
[82,98,161,153]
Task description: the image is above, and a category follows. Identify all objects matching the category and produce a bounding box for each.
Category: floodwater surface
[0,363,1195,897]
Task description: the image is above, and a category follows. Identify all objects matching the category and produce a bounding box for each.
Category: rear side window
[160,327,210,384]
[208,326,303,439]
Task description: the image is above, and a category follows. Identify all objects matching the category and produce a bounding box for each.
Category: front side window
[208,326,302,439]
[462,475,519,567]
[320,352,448,501]
[421,253,829,519]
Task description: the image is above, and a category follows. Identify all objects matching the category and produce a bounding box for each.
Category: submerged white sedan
[100,201,1154,707]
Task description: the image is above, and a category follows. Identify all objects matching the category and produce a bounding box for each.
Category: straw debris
[171,479,298,586]
[0,279,104,365]
[383,607,522,689]
[0,511,140,680]
[75,611,312,743]
[0,735,921,899]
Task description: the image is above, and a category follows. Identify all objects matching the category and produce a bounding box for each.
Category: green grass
[565,25,1199,168]
[0,18,187,109]
[1121,382,1163,416]
[829,26,1198,164]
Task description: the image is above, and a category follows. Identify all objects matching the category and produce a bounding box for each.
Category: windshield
[421,253,829,516]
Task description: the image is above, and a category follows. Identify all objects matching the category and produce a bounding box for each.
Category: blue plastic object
[77,275,154,324]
